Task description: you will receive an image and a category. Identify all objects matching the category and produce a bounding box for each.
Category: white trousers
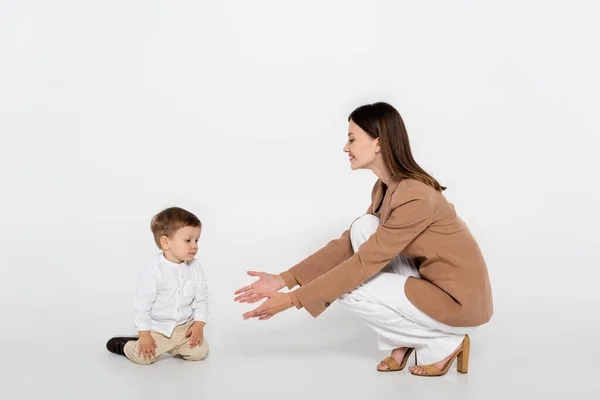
[338,214,475,365]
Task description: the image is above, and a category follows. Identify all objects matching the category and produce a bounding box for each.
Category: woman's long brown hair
[349,102,446,192]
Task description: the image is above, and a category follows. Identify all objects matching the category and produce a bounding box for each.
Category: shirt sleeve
[133,264,158,331]
[292,185,434,317]
[192,262,209,323]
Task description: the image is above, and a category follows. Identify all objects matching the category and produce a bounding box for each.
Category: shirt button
[325,302,330,307]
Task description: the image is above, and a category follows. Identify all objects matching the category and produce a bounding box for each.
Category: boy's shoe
[106,336,138,356]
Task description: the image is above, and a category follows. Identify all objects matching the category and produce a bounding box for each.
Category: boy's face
[161,226,202,263]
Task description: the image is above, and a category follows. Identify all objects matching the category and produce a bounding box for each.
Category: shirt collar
[159,252,188,267]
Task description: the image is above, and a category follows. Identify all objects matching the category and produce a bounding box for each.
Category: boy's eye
[349,139,354,143]
[185,239,191,242]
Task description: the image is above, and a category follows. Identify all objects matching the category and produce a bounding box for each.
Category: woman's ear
[159,235,170,251]
[375,139,381,153]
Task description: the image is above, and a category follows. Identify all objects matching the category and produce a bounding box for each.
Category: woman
[234,102,493,376]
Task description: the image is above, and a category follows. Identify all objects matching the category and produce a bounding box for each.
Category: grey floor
[3,291,598,399]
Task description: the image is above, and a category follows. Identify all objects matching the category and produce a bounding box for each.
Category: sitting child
[106,207,209,365]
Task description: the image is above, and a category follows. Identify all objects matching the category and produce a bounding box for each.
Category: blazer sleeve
[291,185,434,317]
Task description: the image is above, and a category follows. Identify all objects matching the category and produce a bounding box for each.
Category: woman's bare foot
[377,347,409,371]
[408,342,461,375]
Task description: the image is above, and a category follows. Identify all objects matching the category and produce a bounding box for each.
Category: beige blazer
[282,178,493,327]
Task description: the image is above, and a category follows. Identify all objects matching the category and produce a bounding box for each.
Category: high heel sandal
[378,347,415,372]
[410,334,470,377]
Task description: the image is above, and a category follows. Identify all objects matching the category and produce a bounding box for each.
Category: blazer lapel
[379,177,402,223]
[371,180,384,217]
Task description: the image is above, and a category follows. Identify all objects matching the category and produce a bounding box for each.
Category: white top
[133,253,209,337]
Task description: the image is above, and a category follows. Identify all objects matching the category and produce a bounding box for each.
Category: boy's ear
[159,235,170,250]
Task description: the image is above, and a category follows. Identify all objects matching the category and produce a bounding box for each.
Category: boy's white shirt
[133,253,208,337]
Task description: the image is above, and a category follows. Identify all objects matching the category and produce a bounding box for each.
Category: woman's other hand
[233,271,286,303]
[242,292,294,320]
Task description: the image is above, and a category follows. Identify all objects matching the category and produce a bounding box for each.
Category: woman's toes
[410,366,426,375]
[377,362,389,371]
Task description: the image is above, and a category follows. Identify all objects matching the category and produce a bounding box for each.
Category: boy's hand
[186,321,205,347]
[137,331,157,360]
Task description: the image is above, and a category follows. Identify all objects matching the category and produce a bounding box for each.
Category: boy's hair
[150,207,202,249]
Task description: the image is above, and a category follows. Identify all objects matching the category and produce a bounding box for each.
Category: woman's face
[344,119,380,170]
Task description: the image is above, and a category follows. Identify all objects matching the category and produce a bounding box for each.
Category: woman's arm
[282,228,353,289]
[291,185,434,317]
[281,202,374,289]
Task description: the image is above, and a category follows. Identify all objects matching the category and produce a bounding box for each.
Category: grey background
[1,0,598,398]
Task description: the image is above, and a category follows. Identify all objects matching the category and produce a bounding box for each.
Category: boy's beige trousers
[124,321,209,365]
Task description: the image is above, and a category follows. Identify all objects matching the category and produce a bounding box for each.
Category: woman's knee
[350,214,380,250]
[351,214,379,234]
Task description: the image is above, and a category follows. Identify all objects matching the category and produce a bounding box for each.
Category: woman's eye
[185,239,191,242]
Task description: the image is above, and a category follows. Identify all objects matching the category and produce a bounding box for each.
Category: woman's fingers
[234,285,252,295]
[247,271,265,277]
[239,292,264,303]
[243,304,265,320]
[257,309,273,320]
[257,310,270,318]
[234,291,254,302]
[246,294,267,304]
[235,291,270,303]
[243,305,276,320]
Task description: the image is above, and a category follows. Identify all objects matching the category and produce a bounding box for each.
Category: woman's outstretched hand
[233,271,286,304]
[242,292,294,321]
